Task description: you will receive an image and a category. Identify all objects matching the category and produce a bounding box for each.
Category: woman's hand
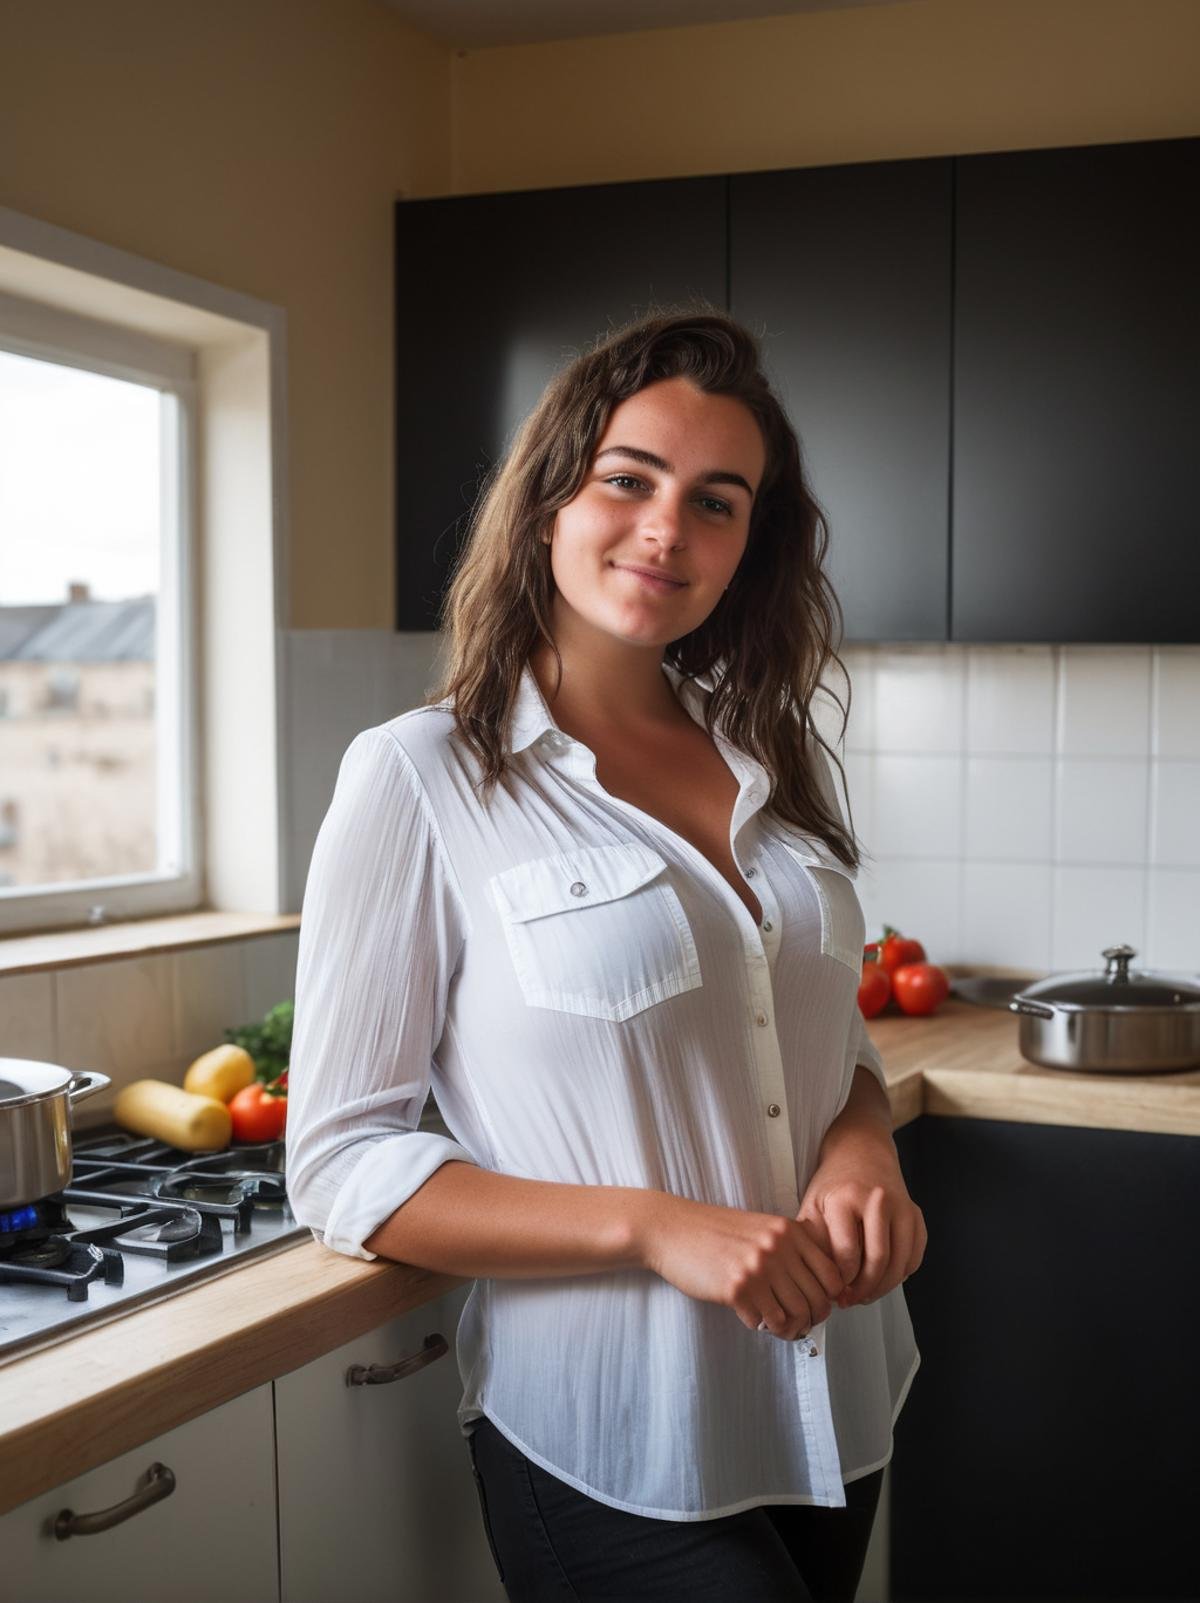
[795,1064,927,1309]
[798,1133,926,1309]
[638,1193,847,1340]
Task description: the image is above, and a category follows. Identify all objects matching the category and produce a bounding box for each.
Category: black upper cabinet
[394,177,727,630]
[952,137,1200,643]
[730,159,953,643]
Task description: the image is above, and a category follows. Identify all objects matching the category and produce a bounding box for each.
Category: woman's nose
[636,494,686,546]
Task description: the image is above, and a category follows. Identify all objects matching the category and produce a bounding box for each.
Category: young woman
[286,307,925,1602]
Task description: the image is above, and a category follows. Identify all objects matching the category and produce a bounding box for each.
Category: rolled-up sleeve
[285,726,478,1260]
[852,1010,888,1097]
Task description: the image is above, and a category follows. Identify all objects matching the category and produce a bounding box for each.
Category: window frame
[0,291,204,929]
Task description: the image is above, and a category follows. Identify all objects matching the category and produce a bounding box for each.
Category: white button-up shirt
[286,661,920,1520]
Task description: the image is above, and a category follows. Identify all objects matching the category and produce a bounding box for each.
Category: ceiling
[381,0,912,51]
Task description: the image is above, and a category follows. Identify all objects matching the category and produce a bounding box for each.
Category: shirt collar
[504,660,855,878]
[506,659,715,756]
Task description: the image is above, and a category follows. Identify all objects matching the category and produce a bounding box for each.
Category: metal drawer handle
[346,1330,448,1386]
[54,1461,176,1539]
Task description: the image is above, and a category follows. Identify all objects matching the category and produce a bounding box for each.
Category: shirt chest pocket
[778,841,866,974]
[487,842,702,1022]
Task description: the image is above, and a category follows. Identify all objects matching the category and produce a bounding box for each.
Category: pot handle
[1009,998,1056,1019]
[66,1070,112,1103]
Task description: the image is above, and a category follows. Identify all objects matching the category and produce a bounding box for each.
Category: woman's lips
[614,564,687,594]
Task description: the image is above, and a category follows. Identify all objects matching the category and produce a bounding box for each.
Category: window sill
[0,910,301,979]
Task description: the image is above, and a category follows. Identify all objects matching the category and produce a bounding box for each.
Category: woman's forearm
[361,1160,659,1278]
[818,1063,896,1164]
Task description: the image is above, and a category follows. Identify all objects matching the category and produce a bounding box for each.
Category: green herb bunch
[224,999,293,1085]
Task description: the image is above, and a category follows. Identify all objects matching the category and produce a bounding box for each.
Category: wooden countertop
[3,1000,1197,1517]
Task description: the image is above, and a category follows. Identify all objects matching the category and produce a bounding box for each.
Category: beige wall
[0,0,450,630]
[449,0,1200,193]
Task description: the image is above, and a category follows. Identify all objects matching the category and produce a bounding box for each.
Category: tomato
[857,963,891,1019]
[891,962,950,1017]
[878,927,927,975]
[228,1083,288,1143]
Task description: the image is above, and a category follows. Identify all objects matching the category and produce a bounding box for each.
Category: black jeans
[466,1413,885,1602]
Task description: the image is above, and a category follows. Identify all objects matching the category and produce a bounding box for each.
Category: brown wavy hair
[428,301,862,871]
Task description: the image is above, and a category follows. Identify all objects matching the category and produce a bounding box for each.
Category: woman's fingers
[818,1193,864,1288]
[852,1186,892,1302]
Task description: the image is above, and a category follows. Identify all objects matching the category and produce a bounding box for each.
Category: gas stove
[0,1127,308,1366]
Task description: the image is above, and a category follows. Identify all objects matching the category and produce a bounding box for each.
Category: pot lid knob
[1101,944,1137,984]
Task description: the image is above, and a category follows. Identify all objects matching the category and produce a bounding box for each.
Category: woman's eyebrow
[594,445,754,498]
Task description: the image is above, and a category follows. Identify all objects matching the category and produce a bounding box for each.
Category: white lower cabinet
[0,1383,278,1603]
[275,1279,505,1603]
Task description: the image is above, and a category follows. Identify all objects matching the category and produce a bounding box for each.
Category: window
[0,291,200,928]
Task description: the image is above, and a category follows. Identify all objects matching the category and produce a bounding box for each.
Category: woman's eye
[603,476,732,517]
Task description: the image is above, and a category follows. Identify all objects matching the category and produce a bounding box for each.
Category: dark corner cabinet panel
[890,1117,1200,1601]
[952,137,1200,643]
[730,159,953,644]
[394,178,728,630]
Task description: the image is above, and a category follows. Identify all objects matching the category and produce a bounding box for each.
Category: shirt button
[767,1103,781,1117]
[745,866,757,879]
[806,1342,819,1357]
[569,881,588,897]
[761,919,773,932]
[755,1012,768,1027]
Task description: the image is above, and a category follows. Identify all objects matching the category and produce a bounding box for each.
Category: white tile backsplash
[1051,866,1147,971]
[965,645,1056,755]
[872,755,963,857]
[859,858,962,964]
[962,863,1053,971]
[1149,761,1200,868]
[1056,646,1152,757]
[1151,649,1200,760]
[1054,759,1150,865]
[964,757,1053,861]
[873,646,965,753]
[846,644,1199,972]
[1145,869,1200,973]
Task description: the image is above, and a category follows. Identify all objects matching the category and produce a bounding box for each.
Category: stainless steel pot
[0,1059,111,1209]
[1009,944,1200,1073]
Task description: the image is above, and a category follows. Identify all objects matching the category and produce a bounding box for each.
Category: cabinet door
[952,137,1200,642]
[730,159,953,643]
[0,1384,278,1603]
[275,1279,504,1603]
[890,1116,1200,1601]
[394,177,728,629]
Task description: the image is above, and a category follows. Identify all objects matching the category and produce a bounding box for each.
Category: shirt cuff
[321,1132,479,1260]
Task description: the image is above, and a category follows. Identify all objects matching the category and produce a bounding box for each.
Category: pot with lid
[1009,945,1200,1073]
[0,1060,111,1209]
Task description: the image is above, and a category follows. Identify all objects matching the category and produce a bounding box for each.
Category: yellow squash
[114,1079,233,1152]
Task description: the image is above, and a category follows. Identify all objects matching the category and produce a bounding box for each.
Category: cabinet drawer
[275,1279,504,1603]
[0,1383,277,1603]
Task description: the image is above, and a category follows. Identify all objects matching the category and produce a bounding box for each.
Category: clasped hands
[739,1137,925,1342]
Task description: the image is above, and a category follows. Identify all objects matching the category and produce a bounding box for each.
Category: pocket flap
[771,826,859,882]
[489,842,668,925]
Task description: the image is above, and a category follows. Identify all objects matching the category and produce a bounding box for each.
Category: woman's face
[545,375,767,651]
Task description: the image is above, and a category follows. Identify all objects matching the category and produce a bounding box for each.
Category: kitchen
[1,1,1198,1599]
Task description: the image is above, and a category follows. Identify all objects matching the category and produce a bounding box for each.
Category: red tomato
[891,962,950,1017]
[228,1084,288,1143]
[857,963,891,1019]
[879,928,927,975]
